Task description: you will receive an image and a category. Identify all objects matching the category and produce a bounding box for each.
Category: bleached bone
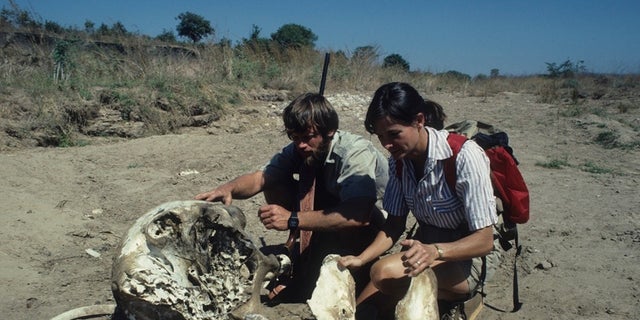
[111,200,280,320]
[50,304,116,320]
[394,267,439,320]
[307,254,356,320]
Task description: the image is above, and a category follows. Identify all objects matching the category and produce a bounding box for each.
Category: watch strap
[288,211,299,230]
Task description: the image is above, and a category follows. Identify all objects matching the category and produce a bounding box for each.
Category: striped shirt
[383,127,497,231]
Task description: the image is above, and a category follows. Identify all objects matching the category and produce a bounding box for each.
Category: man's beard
[304,150,327,167]
[304,141,330,167]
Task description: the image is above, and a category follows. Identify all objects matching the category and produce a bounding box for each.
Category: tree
[84,20,95,33]
[110,21,128,36]
[219,37,232,48]
[249,24,261,41]
[44,20,64,34]
[176,12,213,43]
[156,29,176,43]
[270,23,317,49]
[93,21,128,37]
[439,70,471,81]
[490,68,500,78]
[352,45,379,64]
[545,59,586,78]
[96,23,110,36]
[241,24,271,51]
[0,4,40,29]
[383,53,410,71]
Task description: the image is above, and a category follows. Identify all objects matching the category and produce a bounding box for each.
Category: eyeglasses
[288,131,320,143]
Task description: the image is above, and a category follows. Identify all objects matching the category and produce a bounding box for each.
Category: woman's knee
[370,256,411,298]
[370,256,400,286]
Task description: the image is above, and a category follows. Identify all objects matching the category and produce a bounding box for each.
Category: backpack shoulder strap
[397,132,467,189]
[444,133,467,193]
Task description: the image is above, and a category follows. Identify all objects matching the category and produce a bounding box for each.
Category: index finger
[401,240,420,260]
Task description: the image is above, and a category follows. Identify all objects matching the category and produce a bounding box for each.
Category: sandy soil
[1,91,638,319]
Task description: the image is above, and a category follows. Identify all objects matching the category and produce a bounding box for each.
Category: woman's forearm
[435,226,494,261]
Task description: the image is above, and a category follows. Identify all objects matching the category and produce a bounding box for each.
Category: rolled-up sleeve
[336,142,381,200]
[455,142,498,230]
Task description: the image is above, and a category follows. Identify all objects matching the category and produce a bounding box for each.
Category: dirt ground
[1,90,638,319]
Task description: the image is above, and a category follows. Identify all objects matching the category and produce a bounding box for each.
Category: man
[195,92,389,302]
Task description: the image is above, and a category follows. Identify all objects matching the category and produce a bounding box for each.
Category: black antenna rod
[319,53,330,96]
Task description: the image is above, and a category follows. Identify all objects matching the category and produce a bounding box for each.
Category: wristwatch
[288,211,299,230]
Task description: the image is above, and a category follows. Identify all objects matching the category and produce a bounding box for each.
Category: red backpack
[444,133,530,225]
[444,120,530,225]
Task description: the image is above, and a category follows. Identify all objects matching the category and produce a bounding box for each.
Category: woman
[339,82,501,318]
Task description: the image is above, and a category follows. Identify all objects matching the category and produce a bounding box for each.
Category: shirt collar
[323,130,341,164]
[426,126,453,161]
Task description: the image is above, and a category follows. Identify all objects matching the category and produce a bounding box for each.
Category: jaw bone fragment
[394,267,439,320]
[111,200,280,320]
[307,254,356,320]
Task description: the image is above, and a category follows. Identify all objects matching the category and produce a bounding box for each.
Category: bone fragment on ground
[50,304,116,320]
[395,267,439,320]
[111,200,279,320]
[307,254,356,320]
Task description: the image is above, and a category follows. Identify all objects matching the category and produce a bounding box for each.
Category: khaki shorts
[413,223,504,296]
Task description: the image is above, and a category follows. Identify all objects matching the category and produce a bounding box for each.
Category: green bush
[594,130,620,149]
[536,159,570,169]
[581,161,613,174]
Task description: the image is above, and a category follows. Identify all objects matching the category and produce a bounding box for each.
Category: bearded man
[196,93,388,303]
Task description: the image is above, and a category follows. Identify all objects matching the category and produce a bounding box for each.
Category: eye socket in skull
[145,211,182,247]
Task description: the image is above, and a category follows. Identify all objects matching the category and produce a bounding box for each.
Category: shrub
[581,161,613,174]
[536,159,570,169]
[383,54,410,72]
[594,130,620,149]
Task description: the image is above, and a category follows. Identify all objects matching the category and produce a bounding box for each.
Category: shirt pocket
[431,195,464,215]
[430,196,466,228]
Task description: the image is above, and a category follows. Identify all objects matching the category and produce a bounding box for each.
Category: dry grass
[1,29,638,148]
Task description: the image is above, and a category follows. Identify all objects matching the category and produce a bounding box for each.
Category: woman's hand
[399,239,440,276]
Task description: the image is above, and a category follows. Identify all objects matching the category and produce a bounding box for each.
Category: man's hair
[364,82,446,133]
[282,93,339,139]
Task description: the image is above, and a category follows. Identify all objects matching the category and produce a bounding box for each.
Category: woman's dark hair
[364,82,446,133]
[282,93,339,139]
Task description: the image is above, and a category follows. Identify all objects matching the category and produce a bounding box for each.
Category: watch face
[288,212,299,230]
[288,217,299,230]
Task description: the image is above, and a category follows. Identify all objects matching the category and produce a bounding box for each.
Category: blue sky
[4,0,640,76]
